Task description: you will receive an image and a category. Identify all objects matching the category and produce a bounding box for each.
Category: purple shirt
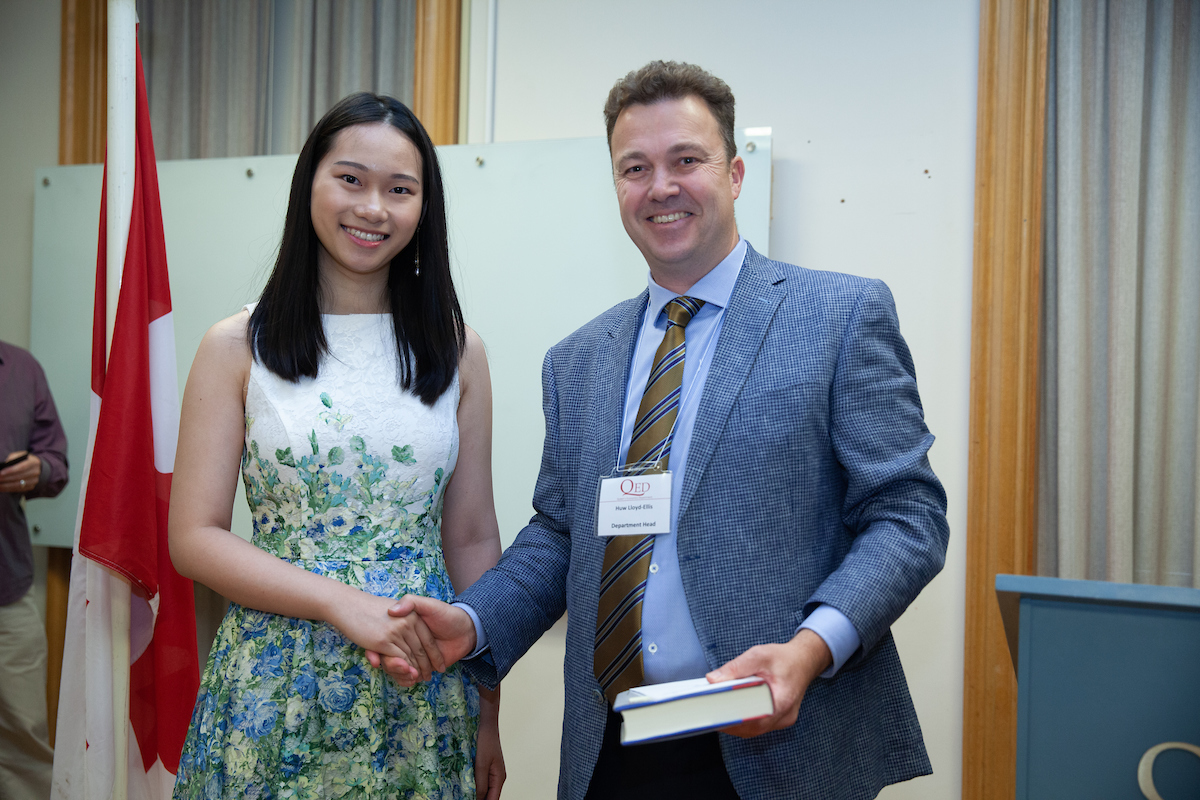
[0,341,69,605]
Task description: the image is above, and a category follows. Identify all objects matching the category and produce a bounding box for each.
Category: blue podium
[995,574,1200,799]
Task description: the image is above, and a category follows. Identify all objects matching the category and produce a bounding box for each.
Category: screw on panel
[246,168,254,178]
[475,157,485,167]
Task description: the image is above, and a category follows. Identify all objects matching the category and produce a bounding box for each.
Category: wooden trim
[457,0,471,145]
[59,0,106,165]
[413,0,462,145]
[44,548,72,746]
[962,0,1049,797]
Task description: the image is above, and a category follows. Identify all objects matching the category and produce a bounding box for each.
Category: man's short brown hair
[604,61,737,163]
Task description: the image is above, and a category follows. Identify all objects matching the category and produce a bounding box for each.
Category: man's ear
[729,155,746,201]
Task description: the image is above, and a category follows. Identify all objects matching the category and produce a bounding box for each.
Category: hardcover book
[613,676,774,745]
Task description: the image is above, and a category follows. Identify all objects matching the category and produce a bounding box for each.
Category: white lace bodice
[240,312,460,567]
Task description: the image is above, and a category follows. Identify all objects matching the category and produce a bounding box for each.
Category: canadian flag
[51,34,200,800]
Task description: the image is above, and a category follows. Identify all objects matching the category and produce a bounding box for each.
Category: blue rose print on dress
[203,770,223,800]
[317,675,357,714]
[425,569,451,602]
[290,664,318,700]
[363,565,399,598]
[332,725,358,750]
[251,643,285,679]
[234,689,280,740]
[174,384,477,800]
[312,626,344,663]
[280,748,303,779]
[242,613,270,640]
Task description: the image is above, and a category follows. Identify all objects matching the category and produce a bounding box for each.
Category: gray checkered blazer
[460,245,949,799]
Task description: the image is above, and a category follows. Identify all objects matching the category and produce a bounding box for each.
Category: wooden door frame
[962,0,1049,797]
[414,0,462,145]
[60,0,106,167]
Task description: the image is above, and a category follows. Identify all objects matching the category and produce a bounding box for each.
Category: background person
[168,93,504,799]
[0,339,69,800]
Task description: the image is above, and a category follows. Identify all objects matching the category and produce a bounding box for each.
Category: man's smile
[650,212,692,224]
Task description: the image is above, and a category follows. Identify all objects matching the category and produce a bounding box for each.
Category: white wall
[0,0,60,349]
[1,0,64,613]
[466,2,978,798]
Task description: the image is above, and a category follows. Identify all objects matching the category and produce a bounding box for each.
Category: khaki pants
[0,590,53,800]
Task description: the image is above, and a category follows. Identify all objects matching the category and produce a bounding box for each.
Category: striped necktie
[594,295,705,702]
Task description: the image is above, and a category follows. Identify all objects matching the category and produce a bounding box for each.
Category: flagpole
[107,0,135,339]
[106,1,136,796]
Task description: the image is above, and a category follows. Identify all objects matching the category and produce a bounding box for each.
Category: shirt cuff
[452,602,490,659]
[798,604,861,678]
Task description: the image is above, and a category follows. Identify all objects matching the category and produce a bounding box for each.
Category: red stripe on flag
[129,470,197,774]
[78,40,199,778]
[80,148,161,594]
[134,48,172,325]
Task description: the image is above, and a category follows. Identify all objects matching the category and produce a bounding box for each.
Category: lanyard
[617,297,726,464]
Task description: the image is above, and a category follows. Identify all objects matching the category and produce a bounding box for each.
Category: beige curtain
[136,0,417,160]
[1039,0,1200,587]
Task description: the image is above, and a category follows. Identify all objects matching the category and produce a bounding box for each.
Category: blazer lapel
[597,291,647,467]
[677,248,784,523]
[578,291,646,566]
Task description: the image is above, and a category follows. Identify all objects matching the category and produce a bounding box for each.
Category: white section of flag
[53,392,129,800]
[148,312,178,473]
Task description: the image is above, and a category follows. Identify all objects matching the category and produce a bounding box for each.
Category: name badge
[596,466,672,537]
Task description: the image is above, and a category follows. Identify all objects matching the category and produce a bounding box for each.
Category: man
[0,339,68,800]
[381,61,948,799]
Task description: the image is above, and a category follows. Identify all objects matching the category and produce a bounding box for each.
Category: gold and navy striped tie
[594,295,705,703]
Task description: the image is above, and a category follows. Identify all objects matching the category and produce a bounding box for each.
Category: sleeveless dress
[174,313,478,800]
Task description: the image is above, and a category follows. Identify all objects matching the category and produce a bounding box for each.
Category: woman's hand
[476,685,505,799]
[329,590,447,682]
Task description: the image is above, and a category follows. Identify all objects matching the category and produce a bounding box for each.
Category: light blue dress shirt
[461,238,861,680]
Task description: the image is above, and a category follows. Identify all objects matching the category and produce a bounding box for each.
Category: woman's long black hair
[248,92,465,406]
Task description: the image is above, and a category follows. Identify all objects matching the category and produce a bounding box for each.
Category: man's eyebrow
[667,140,709,155]
[332,160,419,182]
[614,141,711,166]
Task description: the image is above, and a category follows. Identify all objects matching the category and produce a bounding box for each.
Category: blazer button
[593,688,605,703]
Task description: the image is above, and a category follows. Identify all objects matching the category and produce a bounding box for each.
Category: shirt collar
[645,237,748,322]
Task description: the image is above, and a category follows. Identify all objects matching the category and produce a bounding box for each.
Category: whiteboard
[28,131,772,550]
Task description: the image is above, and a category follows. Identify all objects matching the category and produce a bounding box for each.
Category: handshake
[363,594,478,686]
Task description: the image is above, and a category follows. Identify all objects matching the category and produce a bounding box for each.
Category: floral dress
[174,313,477,800]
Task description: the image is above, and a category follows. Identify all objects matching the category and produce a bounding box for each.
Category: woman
[170,93,504,799]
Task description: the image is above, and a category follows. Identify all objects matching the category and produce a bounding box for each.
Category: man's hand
[0,451,41,494]
[705,628,833,738]
[364,595,477,686]
[328,591,447,683]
